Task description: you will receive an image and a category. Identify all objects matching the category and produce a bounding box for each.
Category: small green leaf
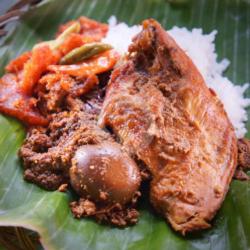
[60,42,112,64]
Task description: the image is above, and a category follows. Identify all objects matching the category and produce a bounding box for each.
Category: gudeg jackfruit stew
[0,16,249,235]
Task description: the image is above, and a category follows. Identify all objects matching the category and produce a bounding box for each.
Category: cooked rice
[103,16,250,138]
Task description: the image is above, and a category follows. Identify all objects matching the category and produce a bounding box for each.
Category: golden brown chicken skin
[99,19,238,234]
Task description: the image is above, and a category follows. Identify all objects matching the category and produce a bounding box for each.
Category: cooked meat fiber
[237,138,250,169]
[99,19,238,234]
[19,106,111,190]
[234,138,250,181]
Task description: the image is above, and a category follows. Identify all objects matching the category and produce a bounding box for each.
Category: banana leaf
[0,0,249,249]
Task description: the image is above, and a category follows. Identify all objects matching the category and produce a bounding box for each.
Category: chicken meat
[99,19,238,234]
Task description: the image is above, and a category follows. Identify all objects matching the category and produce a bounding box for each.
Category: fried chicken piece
[99,19,238,234]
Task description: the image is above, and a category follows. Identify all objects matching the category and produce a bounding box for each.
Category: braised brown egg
[70,142,141,205]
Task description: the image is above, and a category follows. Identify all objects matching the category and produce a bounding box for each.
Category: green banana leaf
[0,0,249,249]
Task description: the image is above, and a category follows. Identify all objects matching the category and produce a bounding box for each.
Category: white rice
[102,16,142,55]
[103,16,250,138]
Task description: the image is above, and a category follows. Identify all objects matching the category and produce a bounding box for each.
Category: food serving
[0,16,249,235]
